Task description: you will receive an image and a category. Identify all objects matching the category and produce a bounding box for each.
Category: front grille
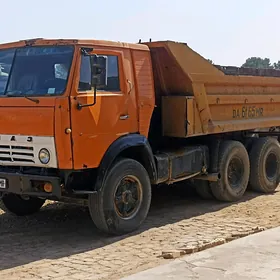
[0,145,35,163]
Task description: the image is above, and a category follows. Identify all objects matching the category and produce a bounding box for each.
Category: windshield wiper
[6,90,40,104]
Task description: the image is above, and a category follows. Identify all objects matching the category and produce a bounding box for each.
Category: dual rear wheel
[194,137,280,202]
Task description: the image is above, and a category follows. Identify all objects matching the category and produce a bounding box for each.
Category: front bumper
[0,172,61,197]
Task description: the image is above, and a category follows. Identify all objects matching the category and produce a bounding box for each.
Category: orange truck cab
[1,38,280,235]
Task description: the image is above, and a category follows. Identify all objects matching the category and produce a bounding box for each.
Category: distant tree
[242,57,273,69]
[207,59,213,64]
[273,61,280,70]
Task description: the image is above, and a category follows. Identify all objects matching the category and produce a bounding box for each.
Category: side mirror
[91,55,107,87]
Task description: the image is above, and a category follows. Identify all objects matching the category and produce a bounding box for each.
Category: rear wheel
[194,180,214,199]
[0,194,45,216]
[193,139,220,200]
[89,158,152,235]
[210,140,250,202]
[249,137,280,193]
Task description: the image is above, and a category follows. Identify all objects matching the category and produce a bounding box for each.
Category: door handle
[120,114,129,120]
[127,79,133,94]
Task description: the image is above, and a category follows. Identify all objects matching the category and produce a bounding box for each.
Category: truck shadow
[0,183,276,271]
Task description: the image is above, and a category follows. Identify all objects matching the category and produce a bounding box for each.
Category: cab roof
[0,38,150,51]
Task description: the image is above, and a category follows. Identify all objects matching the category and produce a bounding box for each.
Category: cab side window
[78,55,120,92]
[78,55,92,91]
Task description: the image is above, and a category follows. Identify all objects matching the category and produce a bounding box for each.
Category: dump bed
[145,41,280,138]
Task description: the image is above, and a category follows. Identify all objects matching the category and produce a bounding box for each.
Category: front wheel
[89,158,152,235]
[0,194,45,216]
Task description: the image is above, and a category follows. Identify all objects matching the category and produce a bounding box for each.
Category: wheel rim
[114,175,143,220]
[227,157,244,188]
[265,152,278,181]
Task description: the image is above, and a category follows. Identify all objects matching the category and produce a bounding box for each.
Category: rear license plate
[0,178,7,189]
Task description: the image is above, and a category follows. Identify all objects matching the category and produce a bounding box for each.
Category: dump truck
[0,38,280,235]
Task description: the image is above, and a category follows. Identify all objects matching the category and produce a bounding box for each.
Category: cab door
[69,46,138,169]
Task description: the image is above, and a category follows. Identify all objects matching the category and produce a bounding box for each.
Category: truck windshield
[0,46,74,96]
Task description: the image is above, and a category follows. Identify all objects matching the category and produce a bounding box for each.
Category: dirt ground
[0,184,280,280]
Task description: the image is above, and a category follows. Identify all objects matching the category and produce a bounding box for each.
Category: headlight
[39,148,50,164]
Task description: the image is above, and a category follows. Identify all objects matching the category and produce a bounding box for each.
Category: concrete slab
[122,227,280,280]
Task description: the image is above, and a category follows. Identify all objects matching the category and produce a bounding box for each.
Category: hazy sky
[2,0,279,66]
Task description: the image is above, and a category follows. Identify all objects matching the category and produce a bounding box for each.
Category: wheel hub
[265,152,278,181]
[114,175,143,219]
[122,190,133,204]
[227,157,244,188]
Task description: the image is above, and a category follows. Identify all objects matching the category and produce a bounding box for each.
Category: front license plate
[0,178,7,189]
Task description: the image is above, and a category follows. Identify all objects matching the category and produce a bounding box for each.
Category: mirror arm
[76,86,97,110]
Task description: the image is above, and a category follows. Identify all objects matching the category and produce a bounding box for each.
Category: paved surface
[122,227,280,280]
[1,185,280,280]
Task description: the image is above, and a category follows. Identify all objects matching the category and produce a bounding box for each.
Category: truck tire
[210,141,250,202]
[249,137,280,193]
[89,158,152,235]
[243,137,258,190]
[243,137,256,152]
[194,181,214,199]
[0,194,45,216]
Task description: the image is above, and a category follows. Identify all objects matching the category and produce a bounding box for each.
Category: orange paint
[0,106,54,136]
[69,46,154,169]
[54,98,73,169]
[5,38,280,171]
[0,38,156,170]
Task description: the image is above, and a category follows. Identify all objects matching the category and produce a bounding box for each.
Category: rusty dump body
[146,41,280,138]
